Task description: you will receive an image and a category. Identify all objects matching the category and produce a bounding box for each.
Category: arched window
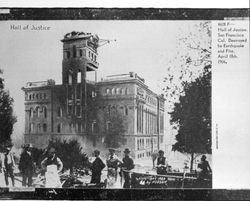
[29,94,32,100]
[36,106,40,118]
[30,123,34,133]
[116,88,120,94]
[36,94,39,99]
[43,123,47,132]
[111,88,115,94]
[29,108,34,118]
[43,107,47,118]
[57,107,62,117]
[106,88,110,94]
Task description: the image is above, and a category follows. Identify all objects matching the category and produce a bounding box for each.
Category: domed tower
[61,31,99,132]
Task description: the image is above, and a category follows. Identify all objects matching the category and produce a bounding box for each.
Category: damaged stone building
[22,31,165,159]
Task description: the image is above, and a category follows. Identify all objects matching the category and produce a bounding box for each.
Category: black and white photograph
[0,4,249,200]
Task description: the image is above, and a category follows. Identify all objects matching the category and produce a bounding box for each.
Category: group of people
[152,150,212,179]
[0,144,64,188]
[91,148,135,188]
[0,144,135,188]
[1,143,211,188]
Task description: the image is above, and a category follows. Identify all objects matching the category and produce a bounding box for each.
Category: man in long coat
[120,148,134,188]
[90,150,105,184]
[19,144,35,187]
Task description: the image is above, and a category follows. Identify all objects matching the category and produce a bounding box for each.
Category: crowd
[0,143,212,188]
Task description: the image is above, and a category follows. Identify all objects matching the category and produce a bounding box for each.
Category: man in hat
[197,155,212,181]
[19,144,35,187]
[106,148,121,187]
[90,150,105,184]
[41,147,63,188]
[120,148,134,188]
[156,150,167,175]
[2,146,15,187]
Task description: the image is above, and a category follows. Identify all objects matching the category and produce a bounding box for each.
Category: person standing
[90,150,106,184]
[198,155,212,180]
[120,148,134,188]
[41,147,63,188]
[2,146,15,187]
[156,150,167,175]
[151,150,158,169]
[106,148,121,187]
[19,144,35,187]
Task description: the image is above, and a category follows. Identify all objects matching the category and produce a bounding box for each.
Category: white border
[0,0,249,8]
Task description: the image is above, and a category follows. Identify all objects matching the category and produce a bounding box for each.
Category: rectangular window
[76,105,81,117]
[68,105,72,116]
[79,49,82,57]
[160,113,164,133]
[73,45,77,58]
[82,49,86,56]
[77,72,81,83]
[92,121,97,133]
[68,74,72,85]
[77,122,81,133]
[68,86,73,100]
[124,107,128,116]
[76,84,81,99]
[43,124,47,132]
[106,121,112,131]
[160,136,164,143]
[57,124,61,133]
[67,51,70,59]
[69,123,74,133]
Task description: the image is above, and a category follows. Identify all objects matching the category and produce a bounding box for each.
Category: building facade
[22,31,165,159]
